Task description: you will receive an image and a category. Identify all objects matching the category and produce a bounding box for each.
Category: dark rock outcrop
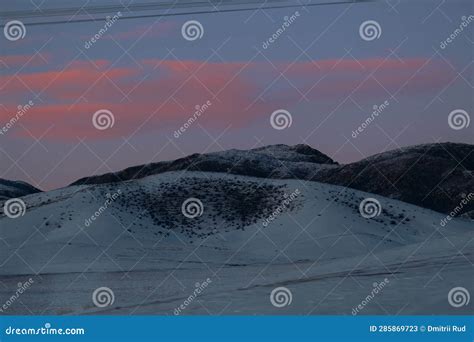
[70,142,474,216]
[0,179,41,200]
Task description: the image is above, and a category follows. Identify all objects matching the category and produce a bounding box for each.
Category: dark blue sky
[1,0,473,189]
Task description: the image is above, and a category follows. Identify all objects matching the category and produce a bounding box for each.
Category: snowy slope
[70,143,474,217]
[0,172,472,315]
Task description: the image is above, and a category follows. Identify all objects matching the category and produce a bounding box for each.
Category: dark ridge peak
[252,143,316,153]
[317,141,473,216]
[70,142,472,186]
[67,142,474,216]
[249,143,337,164]
[293,143,323,154]
[0,178,42,192]
[252,143,288,150]
[71,152,203,187]
[70,144,336,186]
[372,141,471,155]
[358,142,474,168]
[0,178,42,200]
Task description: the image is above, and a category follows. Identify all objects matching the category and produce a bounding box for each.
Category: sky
[1,0,473,190]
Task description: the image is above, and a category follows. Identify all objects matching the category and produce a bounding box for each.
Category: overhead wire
[0,0,375,27]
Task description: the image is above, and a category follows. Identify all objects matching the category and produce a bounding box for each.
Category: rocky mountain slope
[71,142,474,216]
[0,178,41,200]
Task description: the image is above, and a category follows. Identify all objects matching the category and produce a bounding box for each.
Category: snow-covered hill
[71,143,474,217]
[0,172,472,315]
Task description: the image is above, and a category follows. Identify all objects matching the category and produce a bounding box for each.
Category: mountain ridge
[0,179,41,200]
[69,142,473,216]
[2,142,473,217]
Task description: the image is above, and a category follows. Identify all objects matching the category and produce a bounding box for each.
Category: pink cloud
[0,53,51,68]
[1,57,453,140]
[0,59,138,102]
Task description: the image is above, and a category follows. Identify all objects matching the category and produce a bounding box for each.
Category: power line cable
[1,0,290,18]
[1,0,375,27]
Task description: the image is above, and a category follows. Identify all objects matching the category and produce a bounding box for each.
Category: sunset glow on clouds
[0,56,454,140]
[0,53,51,68]
[1,1,472,190]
